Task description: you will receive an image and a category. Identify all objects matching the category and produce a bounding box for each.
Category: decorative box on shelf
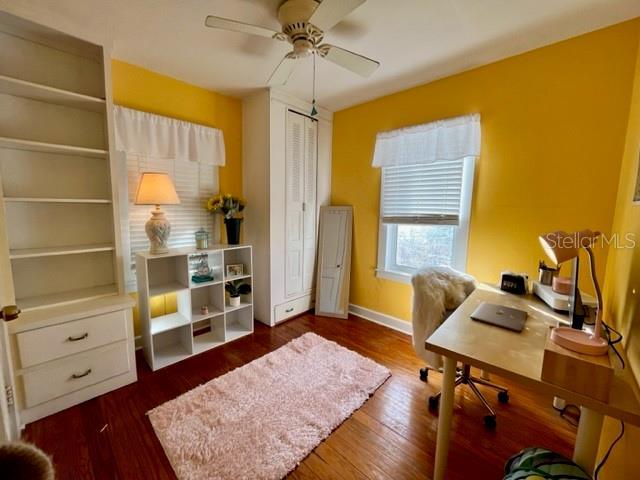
[135,245,253,371]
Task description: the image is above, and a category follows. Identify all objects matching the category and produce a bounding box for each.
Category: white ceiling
[2,0,640,111]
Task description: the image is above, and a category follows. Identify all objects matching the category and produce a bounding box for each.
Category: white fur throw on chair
[411,266,476,369]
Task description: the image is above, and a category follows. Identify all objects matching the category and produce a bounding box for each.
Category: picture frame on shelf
[226,263,244,278]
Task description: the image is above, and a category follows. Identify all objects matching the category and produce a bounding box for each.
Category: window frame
[376,156,476,283]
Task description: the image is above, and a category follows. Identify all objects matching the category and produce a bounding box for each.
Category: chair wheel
[484,415,497,429]
[428,396,439,410]
[498,391,509,404]
[419,368,428,381]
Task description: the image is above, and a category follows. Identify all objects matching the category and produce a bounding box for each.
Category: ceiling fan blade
[205,16,284,40]
[268,55,297,86]
[308,0,366,31]
[318,44,379,77]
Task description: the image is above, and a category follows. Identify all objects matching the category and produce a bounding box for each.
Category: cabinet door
[285,111,305,297]
[302,117,318,293]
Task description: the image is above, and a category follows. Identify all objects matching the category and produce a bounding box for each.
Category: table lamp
[135,172,180,254]
[538,229,608,355]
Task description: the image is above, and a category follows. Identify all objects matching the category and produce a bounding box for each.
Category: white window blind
[380,158,465,225]
[122,154,218,287]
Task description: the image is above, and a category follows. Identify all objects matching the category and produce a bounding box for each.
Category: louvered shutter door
[302,116,318,292]
[380,158,464,225]
[285,111,305,297]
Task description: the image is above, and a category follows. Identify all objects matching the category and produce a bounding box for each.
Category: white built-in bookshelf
[0,12,136,429]
[0,11,121,313]
[136,245,254,370]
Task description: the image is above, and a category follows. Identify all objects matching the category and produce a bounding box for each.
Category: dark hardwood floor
[24,314,575,479]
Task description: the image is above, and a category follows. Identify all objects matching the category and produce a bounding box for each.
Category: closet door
[285,111,305,297]
[302,117,318,293]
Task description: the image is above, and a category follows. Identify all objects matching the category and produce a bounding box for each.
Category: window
[376,156,476,282]
[372,114,480,282]
[120,154,219,290]
[113,106,225,291]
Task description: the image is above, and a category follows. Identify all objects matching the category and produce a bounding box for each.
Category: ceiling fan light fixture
[204,0,379,87]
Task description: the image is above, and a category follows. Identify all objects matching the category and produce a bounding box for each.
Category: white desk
[425,284,640,480]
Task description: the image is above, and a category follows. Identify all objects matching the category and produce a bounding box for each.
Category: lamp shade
[538,229,600,265]
[135,172,180,205]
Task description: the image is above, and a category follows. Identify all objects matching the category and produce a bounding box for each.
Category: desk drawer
[16,310,128,368]
[275,294,314,324]
[22,341,130,408]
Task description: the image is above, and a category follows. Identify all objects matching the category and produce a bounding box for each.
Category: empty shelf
[225,321,253,341]
[193,331,225,354]
[153,343,191,370]
[17,284,118,311]
[150,313,190,335]
[149,282,189,297]
[0,136,108,158]
[0,74,106,112]
[10,243,115,259]
[4,197,111,204]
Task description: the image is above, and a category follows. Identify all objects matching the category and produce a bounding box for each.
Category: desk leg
[433,356,456,480]
[573,406,604,474]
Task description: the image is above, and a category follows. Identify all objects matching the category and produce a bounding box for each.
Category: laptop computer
[470,302,527,332]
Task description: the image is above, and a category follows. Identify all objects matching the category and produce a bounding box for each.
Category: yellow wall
[598,23,640,480]
[331,20,640,322]
[111,60,243,333]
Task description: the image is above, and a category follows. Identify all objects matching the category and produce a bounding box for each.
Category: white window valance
[372,113,480,168]
[114,106,225,165]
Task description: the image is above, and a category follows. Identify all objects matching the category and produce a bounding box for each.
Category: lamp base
[550,326,608,356]
[145,206,171,254]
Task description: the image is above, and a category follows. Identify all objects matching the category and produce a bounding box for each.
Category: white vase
[229,296,241,308]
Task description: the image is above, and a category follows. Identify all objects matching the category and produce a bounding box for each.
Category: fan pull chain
[311,52,318,117]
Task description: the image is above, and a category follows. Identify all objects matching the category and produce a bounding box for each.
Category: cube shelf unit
[0,11,122,313]
[136,245,254,370]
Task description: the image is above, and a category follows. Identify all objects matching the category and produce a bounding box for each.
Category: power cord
[592,317,625,478]
[601,320,625,369]
[594,419,625,480]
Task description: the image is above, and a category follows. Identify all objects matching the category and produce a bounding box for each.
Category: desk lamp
[135,172,180,254]
[538,230,608,356]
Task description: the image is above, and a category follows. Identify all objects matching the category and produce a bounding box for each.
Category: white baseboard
[348,304,412,335]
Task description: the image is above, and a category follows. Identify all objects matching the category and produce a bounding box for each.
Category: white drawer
[274,294,314,323]
[22,341,130,408]
[16,310,128,368]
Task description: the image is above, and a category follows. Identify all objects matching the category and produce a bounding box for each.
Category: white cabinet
[243,90,332,326]
[0,12,136,429]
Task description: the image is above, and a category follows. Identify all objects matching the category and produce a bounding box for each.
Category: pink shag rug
[147,332,391,480]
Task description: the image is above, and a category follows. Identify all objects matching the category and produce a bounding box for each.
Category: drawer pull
[67,333,89,342]
[71,369,92,379]
[285,307,294,313]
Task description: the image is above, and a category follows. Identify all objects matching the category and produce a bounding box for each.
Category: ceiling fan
[204,0,380,86]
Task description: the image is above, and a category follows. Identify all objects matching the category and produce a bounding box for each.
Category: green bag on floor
[504,447,592,480]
